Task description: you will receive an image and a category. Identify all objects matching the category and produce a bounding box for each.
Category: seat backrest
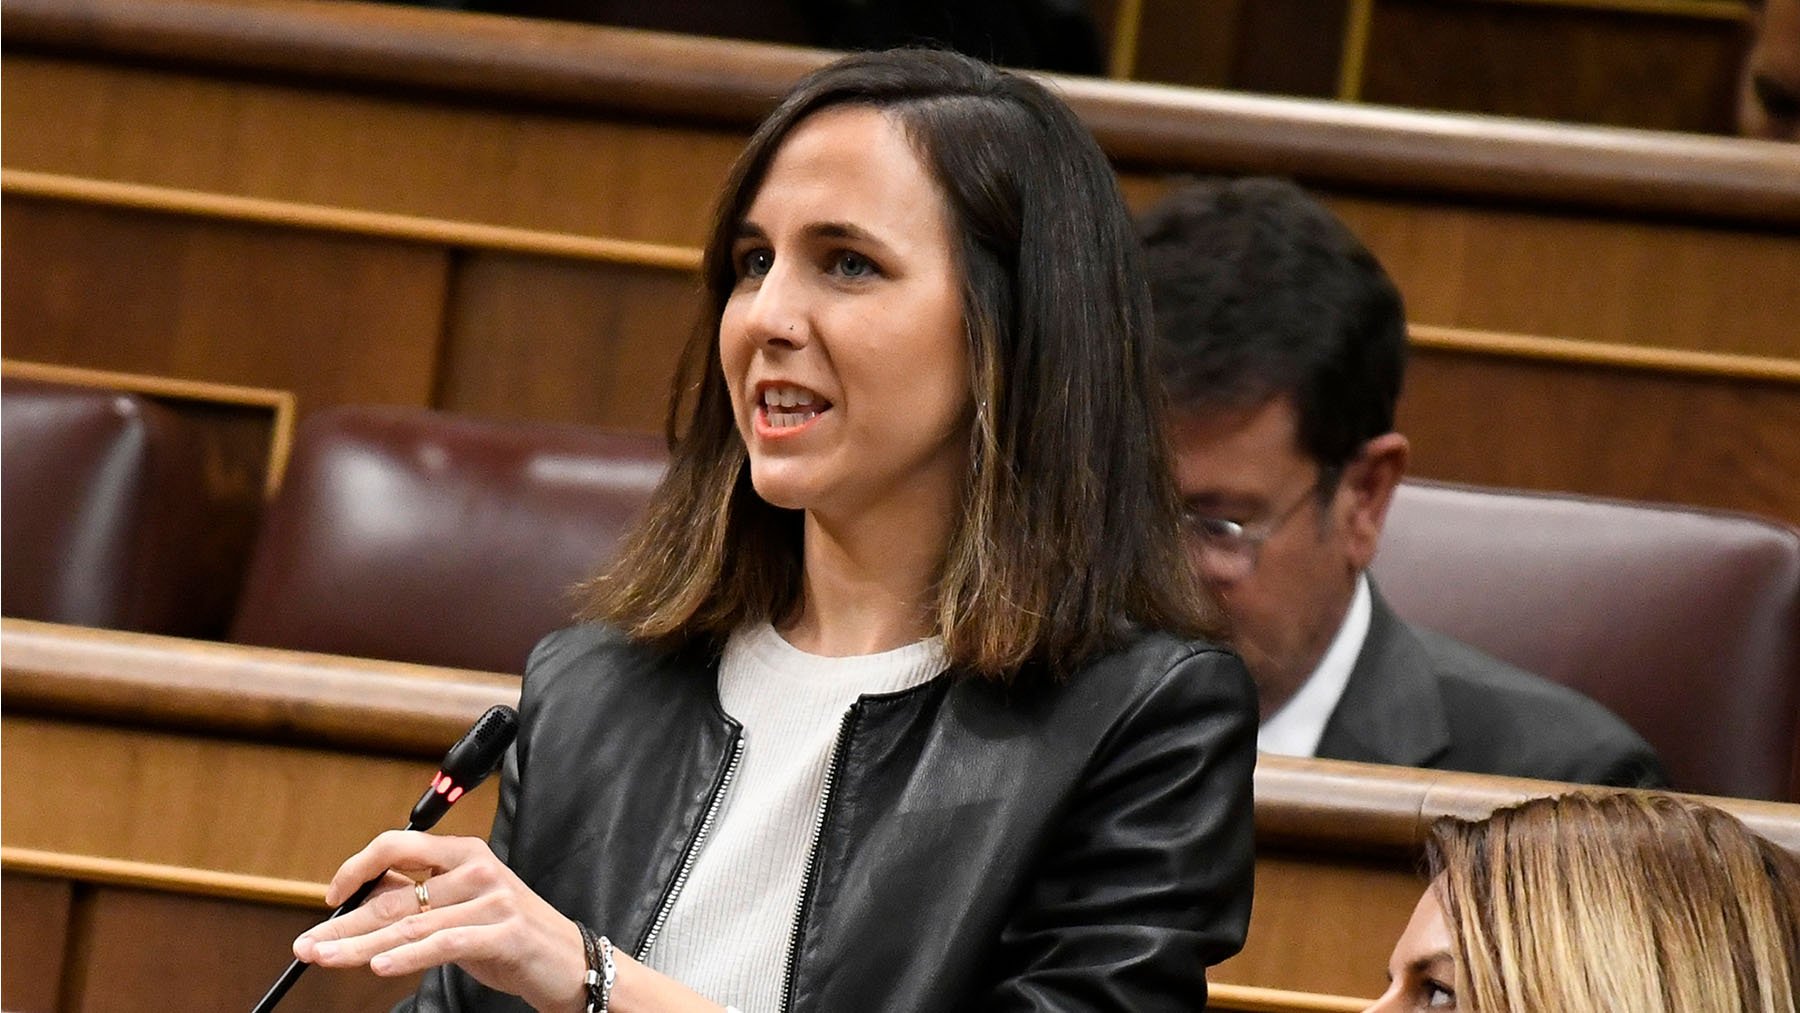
[2,375,248,636]
[230,405,667,673]
[1372,479,1800,802]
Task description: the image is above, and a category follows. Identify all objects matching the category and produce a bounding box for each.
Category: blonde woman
[1370,791,1800,1012]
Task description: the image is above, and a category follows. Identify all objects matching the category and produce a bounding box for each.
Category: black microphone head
[440,704,520,784]
[408,705,519,832]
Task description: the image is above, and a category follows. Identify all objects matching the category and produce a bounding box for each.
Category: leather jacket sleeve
[975,646,1258,1011]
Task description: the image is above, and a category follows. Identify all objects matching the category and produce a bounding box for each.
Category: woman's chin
[747,470,815,513]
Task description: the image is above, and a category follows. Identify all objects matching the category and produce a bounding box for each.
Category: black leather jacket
[401,623,1257,1012]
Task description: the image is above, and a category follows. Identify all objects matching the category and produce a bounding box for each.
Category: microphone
[409,704,524,831]
[249,704,521,1013]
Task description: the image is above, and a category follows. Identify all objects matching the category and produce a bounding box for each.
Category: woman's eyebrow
[1182,491,1269,515]
[1407,951,1454,974]
[734,218,901,259]
[805,220,898,256]
[807,220,876,241]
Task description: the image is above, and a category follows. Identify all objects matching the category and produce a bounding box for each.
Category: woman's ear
[1343,432,1410,571]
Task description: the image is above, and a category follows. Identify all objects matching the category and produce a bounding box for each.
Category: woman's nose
[1361,983,1402,1013]
[742,264,809,350]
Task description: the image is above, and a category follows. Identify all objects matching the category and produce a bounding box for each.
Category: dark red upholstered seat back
[229,406,667,673]
[1373,479,1800,802]
[2,376,246,636]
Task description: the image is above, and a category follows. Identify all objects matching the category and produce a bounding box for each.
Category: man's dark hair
[1138,177,1408,473]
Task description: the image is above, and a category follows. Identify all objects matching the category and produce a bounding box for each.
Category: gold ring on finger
[415,880,432,914]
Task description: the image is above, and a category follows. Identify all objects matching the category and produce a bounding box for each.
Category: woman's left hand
[292,830,586,1012]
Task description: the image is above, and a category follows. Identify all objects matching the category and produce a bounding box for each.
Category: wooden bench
[8,618,1799,1007]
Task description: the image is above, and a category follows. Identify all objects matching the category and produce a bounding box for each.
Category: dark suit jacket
[1315,586,1668,788]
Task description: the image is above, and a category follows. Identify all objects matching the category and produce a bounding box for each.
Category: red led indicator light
[447,786,465,803]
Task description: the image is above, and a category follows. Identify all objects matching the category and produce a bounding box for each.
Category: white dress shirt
[1257,574,1372,757]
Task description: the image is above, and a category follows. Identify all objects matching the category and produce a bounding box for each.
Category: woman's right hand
[292,830,588,1011]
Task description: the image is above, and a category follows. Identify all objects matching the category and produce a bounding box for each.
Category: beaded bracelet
[576,922,616,1013]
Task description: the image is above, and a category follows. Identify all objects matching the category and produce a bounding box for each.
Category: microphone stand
[247,704,518,1013]
[248,816,428,1013]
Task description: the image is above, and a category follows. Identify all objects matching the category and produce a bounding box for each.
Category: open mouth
[758,384,833,430]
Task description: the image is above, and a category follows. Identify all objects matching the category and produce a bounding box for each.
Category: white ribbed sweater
[641,624,946,1013]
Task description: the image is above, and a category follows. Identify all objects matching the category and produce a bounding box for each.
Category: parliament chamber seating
[229,405,666,674]
[1373,479,1800,802]
[1,375,254,638]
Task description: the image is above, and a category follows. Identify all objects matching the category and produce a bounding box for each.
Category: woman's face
[719,105,972,528]
[1365,887,1460,1012]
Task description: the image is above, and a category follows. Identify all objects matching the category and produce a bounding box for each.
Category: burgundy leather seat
[1373,479,1800,802]
[2,376,248,637]
[230,405,666,673]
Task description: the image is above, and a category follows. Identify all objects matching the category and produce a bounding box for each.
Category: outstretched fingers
[293,832,587,1008]
[295,832,490,964]
[298,886,502,972]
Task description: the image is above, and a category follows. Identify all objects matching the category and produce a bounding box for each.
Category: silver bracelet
[595,935,617,1013]
[578,924,616,1013]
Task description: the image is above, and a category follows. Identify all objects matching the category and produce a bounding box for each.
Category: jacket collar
[1312,581,1451,767]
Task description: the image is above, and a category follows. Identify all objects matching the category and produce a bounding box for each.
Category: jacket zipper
[636,735,746,959]
[778,706,857,1013]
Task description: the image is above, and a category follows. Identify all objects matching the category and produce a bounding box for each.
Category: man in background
[1139,177,1666,787]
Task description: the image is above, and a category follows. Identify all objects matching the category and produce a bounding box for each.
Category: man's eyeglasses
[1182,468,1340,582]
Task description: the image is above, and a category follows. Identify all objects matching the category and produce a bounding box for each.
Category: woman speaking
[294,47,1257,1012]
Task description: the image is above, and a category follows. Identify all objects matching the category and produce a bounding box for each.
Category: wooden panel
[1230,0,1350,98]
[436,252,700,430]
[1322,193,1800,361]
[1,717,500,882]
[1115,181,1800,361]
[74,886,416,1011]
[1129,0,1245,89]
[1211,985,1366,1013]
[8,622,1800,1000]
[5,850,1370,1013]
[2,872,71,1012]
[1214,855,1418,997]
[1,53,745,247]
[1127,0,1358,100]
[6,0,1796,225]
[0,196,450,413]
[1361,0,1745,133]
[8,171,1796,527]
[1399,349,1800,526]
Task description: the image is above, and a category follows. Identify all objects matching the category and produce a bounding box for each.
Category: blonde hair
[1427,792,1800,1013]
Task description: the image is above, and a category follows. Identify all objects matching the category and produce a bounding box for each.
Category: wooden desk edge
[8,619,1797,856]
[1,619,520,758]
[4,0,1797,225]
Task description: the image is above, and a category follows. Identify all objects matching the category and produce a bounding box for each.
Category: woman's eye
[739,248,774,278]
[832,251,877,278]
[1424,981,1456,1009]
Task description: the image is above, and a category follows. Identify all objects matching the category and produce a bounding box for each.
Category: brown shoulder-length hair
[1426,792,1800,1013]
[582,48,1217,681]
